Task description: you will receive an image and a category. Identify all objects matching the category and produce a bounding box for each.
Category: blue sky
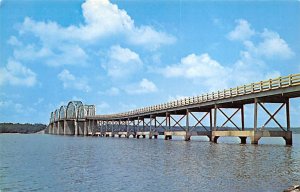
[0,0,300,126]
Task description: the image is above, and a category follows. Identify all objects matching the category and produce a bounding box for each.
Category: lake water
[0,134,300,192]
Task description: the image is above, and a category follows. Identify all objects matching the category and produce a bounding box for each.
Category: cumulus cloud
[163,53,226,79]
[19,0,175,49]
[244,29,294,59]
[156,19,292,91]
[0,60,37,87]
[128,26,176,50]
[102,45,142,79]
[160,53,230,91]
[227,19,255,41]
[8,36,22,47]
[228,19,293,60]
[126,78,158,94]
[160,51,282,91]
[57,69,90,92]
[12,42,88,67]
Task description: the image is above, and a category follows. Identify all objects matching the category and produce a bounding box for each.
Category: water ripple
[0,134,300,191]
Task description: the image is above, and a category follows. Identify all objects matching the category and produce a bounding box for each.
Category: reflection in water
[0,134,299,192]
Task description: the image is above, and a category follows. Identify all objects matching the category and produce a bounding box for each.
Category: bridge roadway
[48,73,300,145]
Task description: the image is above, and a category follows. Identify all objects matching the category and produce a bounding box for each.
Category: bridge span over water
[47,73,300,145]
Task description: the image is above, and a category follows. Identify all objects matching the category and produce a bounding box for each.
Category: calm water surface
[0,134,300,192]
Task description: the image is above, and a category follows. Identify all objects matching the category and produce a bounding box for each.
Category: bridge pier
[74,120,78,136]
[84,121,88,136]
[184,132,191,141]
[164,135,172,140]
[284,131,293,145]
[149,131,158,139]
[240,137,247,144]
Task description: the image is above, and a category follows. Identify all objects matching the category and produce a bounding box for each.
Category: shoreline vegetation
[0,123,46,134]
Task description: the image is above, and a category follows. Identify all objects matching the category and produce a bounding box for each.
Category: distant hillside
[0,123,47,134]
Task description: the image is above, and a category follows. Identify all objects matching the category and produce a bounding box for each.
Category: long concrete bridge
[47,73,300,145]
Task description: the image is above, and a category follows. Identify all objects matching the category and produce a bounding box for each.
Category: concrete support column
[254,98,258,132]
[210,105,218,143]
[52,123,55,135]
[284,131,293,146]
[208,109,213,141]
[126,119,130,138]
[286,99,291,131]
[105,120,108,133]
[185,109,191,141]
[57,121,60,135]
[164,113,172,140]
[285,99,292,145]
[63,120,67,135]
[133,119,136,138]
[111,121,115,137]
[213,105,217,131]
[251,135,261,144]
[84,120,87,136]
[149,116,153,139]
[142,118,145,132]
[74,120,78,136]
[100,121,103,136]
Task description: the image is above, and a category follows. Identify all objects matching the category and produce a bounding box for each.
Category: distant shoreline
[0,123,46,134]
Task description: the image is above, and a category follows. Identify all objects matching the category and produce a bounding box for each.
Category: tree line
[0,123,47,134]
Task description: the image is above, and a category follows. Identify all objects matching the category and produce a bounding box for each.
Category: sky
[0,0,300,127]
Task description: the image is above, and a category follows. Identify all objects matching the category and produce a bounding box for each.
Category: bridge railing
[95,73,300,119]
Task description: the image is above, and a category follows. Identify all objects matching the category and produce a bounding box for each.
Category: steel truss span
[47,73,300,145]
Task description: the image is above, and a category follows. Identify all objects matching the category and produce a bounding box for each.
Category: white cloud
[19,0,175,49]
[244,29,294,59]
[227,19,255,41]
[163,53,226,79]
[160,53,230,90]
[228,19,293,60]
[8,36,22,47]
[128,26,176,50]
[126,78,157,94]
[160,51,282,91]
[156,19,291,92]
[102,45,142,79]
[13,43,88,67]
[0,60,37,87]
[57,69,90,92]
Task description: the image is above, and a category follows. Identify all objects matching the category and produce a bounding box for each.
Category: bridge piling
[240,137,247,144]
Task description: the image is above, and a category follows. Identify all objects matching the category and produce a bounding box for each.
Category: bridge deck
[88,74,300,120]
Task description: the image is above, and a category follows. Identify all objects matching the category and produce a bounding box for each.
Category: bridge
[47,73,300,145]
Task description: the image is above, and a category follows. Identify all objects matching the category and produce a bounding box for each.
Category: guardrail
[94,73,300,119]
